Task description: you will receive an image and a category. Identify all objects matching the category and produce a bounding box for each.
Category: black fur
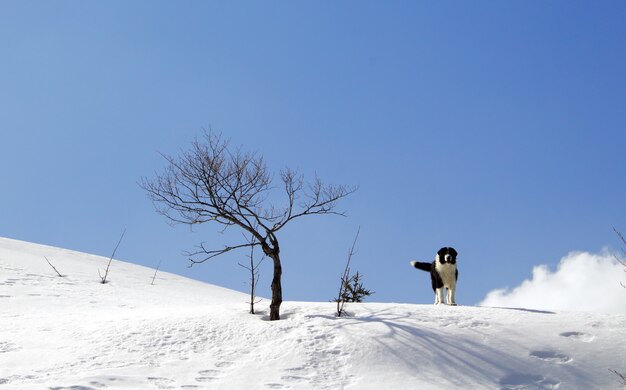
[410,247,458,305]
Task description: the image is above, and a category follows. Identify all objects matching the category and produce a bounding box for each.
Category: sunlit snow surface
[1,237,624,389]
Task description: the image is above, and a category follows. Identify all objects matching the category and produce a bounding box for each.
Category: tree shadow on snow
[306,307,589,389]
[479,306,556,315]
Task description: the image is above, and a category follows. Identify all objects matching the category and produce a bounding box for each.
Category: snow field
[1,237,625,389]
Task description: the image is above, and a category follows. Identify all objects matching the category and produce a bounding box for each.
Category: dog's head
[437,247,458,265]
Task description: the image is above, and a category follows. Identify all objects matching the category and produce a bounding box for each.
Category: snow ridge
[1,237,625,389]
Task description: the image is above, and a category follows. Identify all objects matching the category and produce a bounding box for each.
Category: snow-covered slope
[1,237,624,389]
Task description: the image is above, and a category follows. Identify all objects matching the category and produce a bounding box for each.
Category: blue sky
[1,1,625,307]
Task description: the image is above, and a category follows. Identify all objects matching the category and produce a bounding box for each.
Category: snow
[1,237,625,389]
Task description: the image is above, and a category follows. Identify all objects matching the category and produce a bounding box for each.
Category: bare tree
[238,233,264,314]
[99,229,126,284]
[141,132,355,320]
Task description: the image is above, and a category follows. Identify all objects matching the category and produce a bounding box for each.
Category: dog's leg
[447,286,457,306]
[435,288,444,304]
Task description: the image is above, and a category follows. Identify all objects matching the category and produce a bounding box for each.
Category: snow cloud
[479,251,626,314]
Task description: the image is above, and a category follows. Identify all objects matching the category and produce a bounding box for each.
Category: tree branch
[187,241,260,266]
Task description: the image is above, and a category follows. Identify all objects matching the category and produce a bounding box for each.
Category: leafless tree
[99,229,126,284]
[238,233,264,314]
[141,132,356,320]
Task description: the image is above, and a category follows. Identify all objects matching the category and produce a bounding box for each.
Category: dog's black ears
[438,247,458,257]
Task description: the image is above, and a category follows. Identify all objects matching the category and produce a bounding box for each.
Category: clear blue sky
[1,1,625,306]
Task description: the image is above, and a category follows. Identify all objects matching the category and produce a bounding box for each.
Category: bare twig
[44,256,63,277]
[238,233,265,314]
[151,260,162,285]
[188,241,259,266]
[99,228,126,284]
[609,369,626,385]
[615,228,626,289]
[614,227,626,246]
[609,230,626,384]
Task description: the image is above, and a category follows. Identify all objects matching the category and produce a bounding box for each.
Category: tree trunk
[269,252,282,321]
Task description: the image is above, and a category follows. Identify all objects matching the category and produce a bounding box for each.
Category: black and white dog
[410,247,458,305]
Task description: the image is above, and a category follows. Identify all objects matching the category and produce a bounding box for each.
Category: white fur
[435,255,457,305]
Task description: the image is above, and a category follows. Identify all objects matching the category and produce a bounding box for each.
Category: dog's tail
[410,261,432,272]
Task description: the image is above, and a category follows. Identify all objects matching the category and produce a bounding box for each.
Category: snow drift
[0,237,625,389]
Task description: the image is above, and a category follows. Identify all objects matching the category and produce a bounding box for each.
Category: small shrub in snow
[334,228,374,317]
[338,271,374,303]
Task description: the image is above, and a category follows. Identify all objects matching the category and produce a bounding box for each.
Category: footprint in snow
[560,331,595,342]
[195,369,221,383]
[529,350,572,364]
[499,373,561,390]
[281,375,306,382]
[284,366,306,373]
[195,376,218,383]
[0,341,19,353]
[265,384,288,389]
[192,361,234,383]
[198,369,220,376]
[147,376,175,389]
